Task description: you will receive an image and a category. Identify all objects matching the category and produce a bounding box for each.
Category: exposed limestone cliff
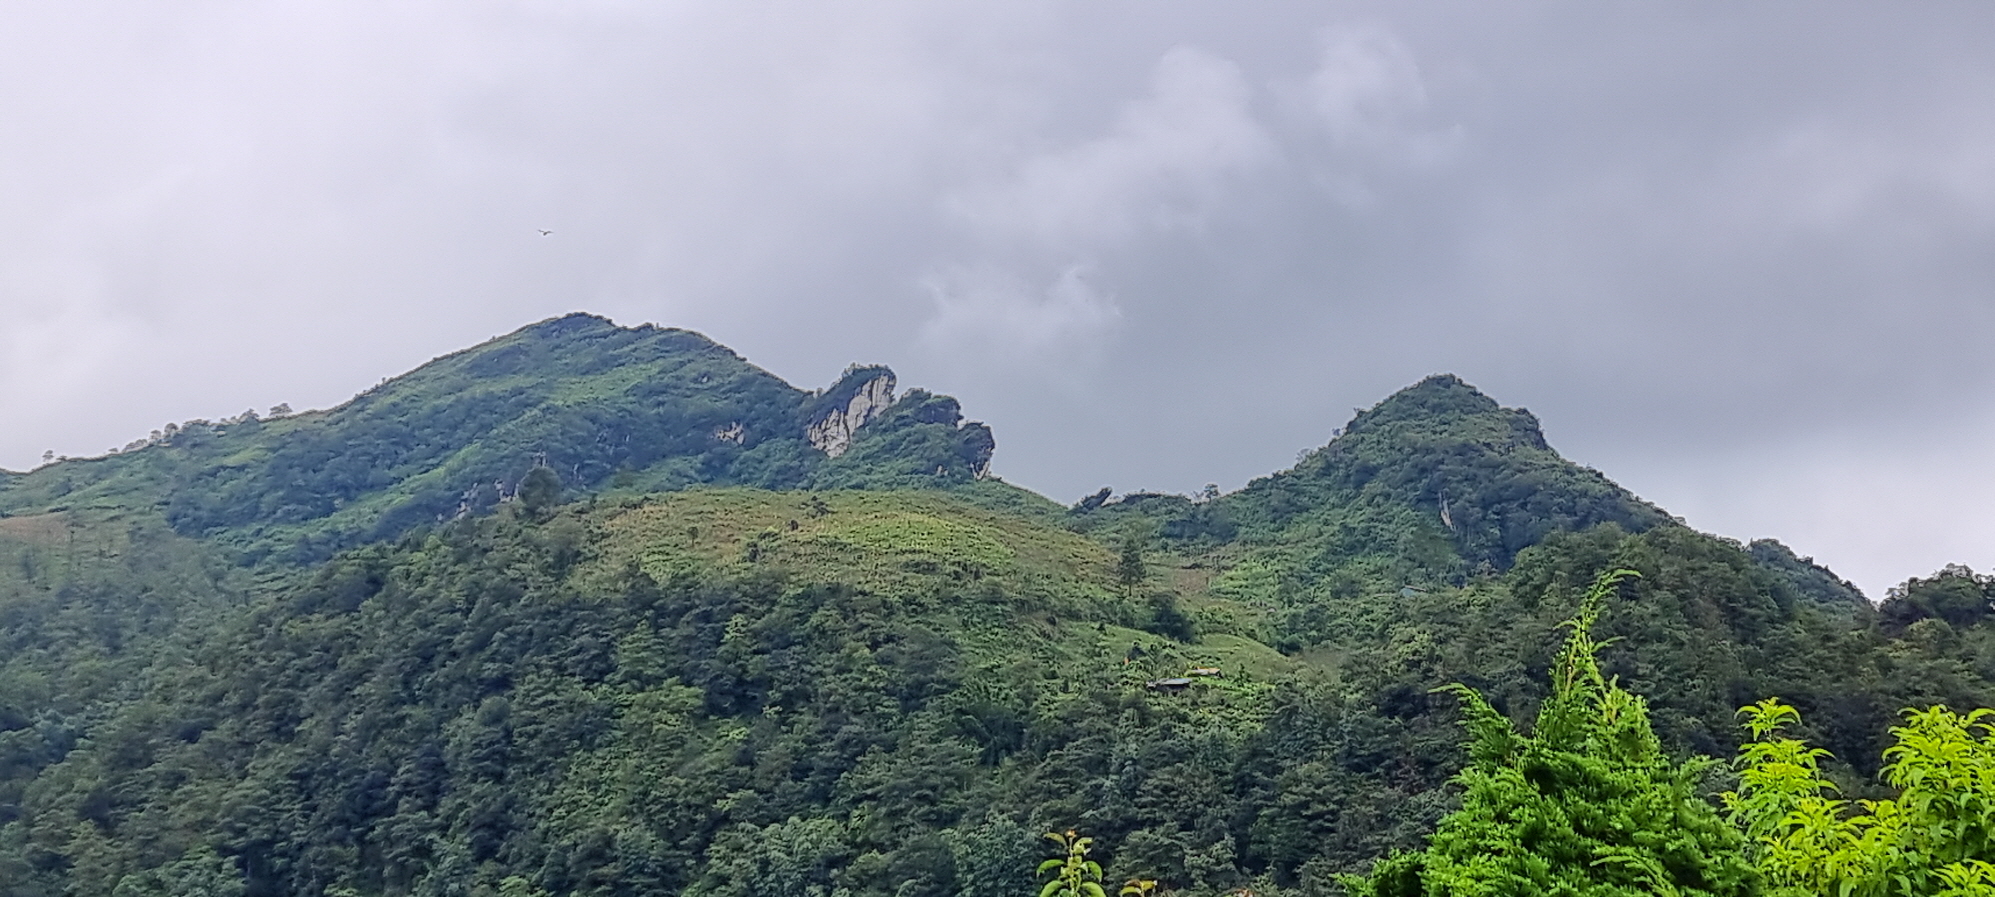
[807,369,895,458]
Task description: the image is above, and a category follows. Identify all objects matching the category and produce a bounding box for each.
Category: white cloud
[918,45,1272,363]
[1272,24,1459,208]
[945,45,1274,248]
[1740,115,1995,236]
[1299,25,1430,150]
[917,263,1119,362]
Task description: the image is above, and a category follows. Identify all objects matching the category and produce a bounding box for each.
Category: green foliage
[1347,569,1757,897]
[1068,492,1236,547]
[1880,565,1995,634]
[0,315,994,565]
[12,335,1995,897]
[1117,535,1146,597]
[1144,593,1196,643]
[1119,876,1160,896]
[810,390,996,490]
[0,493,1289,895]
[591,489,1103,614]
[1727,699,1995,896]
[1220,375,1670,580]
[1039,831,1108,897]
[1,500,1926,894]
[518,465,562,518]
[109,848,246,896]
[1746,538,1871,615]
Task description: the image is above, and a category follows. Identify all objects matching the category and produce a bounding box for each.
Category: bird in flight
[538,229,553,236]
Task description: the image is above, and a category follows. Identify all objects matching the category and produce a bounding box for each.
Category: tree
[109,848,247,897]
[518,465,561,518]
[1347,569,1756,897]
[1117,535,1146,598]
[1727,700,1995,897]
[1039,831,1107,897]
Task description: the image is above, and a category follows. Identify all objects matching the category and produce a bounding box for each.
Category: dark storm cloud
[4,1,1992,595]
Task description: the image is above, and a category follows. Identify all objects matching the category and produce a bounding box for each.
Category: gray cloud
[917,45,1272,367]
[5,2,1994,596]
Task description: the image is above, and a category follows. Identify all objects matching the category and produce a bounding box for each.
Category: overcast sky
[5,2,1993,598]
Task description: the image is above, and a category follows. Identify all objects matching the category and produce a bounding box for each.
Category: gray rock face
[806,372,895,458]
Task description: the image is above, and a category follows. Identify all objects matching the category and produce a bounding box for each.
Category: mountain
[0,314,997,565]
[1070,374,1864,627]
[0,315,1986,897]
[1224,373,1670,572]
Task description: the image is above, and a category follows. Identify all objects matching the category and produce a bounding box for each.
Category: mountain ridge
[0,317,1868,614]
[0,311,1983,896]
[0,313,998,563]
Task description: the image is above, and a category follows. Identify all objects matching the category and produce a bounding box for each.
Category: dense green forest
[1,316,1991,896]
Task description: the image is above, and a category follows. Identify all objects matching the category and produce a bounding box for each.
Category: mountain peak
[1366,374,1496,419]
[1344,373,1550,453]
[521,310,617,336]
[1222,374,1665,578]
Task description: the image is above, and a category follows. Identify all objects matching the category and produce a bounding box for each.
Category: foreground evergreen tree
[1348,570,1756,897]
[1727,700,1995,897]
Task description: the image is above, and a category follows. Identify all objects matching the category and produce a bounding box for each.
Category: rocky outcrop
[807,370,895,458]
[807,388,996,488]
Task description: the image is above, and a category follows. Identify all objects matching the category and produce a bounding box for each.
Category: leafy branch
[1039,830,1108,897]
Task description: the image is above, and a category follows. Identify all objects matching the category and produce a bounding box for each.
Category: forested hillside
[0,314,994,566]
[1,317,1991,896]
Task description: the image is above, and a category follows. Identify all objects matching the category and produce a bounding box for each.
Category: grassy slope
[587,488,1300,687]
